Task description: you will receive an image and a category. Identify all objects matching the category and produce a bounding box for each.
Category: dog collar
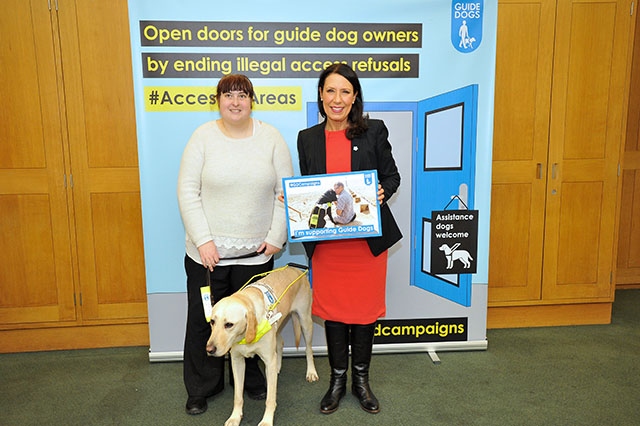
[238,318,272,345]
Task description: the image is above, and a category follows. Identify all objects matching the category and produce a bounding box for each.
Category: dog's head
[205,293,258,357]
[317,189,337,204]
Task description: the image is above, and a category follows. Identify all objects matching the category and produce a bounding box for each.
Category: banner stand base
[147,340,488,363]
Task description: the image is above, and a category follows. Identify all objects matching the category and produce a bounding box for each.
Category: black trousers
[183,254,274,398]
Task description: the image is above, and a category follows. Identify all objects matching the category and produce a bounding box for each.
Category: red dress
[311,129,388,324]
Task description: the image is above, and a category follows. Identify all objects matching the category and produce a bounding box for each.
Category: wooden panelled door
[489,0,555,303]
[0,0,147,345]
[489,0,631,305]
[0,0,77,325]
[542,0,629,300]
[57,1,147,322]
[617,6,640,288]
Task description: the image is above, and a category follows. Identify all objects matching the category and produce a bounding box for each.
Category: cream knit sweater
[177,119,293,265]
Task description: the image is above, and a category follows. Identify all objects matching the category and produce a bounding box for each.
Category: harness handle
[287,262,309,270]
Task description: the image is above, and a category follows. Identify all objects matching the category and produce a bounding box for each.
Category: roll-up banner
[127,0,497,361]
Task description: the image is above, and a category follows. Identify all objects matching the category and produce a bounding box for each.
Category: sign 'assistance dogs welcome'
[430,209,478,274]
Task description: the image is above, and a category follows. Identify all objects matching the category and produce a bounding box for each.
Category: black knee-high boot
[320,320,350,414]
[350,323,380,414]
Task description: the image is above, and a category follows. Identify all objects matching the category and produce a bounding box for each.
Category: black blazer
[296,118,403,258]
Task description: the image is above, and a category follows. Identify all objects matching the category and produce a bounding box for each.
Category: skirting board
[148,339,488,362]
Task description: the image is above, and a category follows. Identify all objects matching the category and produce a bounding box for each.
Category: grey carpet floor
[1,289,638,426]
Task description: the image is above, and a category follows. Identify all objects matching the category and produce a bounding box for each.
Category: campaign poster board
[127,0,497,361]
[283,171,382,243]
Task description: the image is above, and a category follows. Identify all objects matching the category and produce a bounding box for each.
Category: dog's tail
[292,314,302,349]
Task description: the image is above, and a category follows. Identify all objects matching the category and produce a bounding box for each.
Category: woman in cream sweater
[177,74,293,415]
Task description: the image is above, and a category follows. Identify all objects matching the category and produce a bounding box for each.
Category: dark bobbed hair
[317,63,368,139]
[215,74,255,101]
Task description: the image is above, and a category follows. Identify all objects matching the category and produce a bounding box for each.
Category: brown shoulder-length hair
[215,74,255,101]
[317,63,368,139]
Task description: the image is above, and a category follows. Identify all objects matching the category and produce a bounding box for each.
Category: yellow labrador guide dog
[206,264,319,426]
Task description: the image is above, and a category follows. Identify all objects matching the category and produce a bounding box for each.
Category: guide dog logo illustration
[438,242,473,269]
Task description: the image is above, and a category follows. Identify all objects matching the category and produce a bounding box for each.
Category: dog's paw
[224,416,242,426]
[306,370,319,382]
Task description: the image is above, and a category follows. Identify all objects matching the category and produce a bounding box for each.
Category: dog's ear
[245,309,258,344]
[236,292,258,343]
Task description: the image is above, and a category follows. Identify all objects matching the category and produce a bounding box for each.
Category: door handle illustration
[457,183,468,209]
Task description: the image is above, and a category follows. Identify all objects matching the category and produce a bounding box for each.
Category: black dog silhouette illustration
[308,189,337,229]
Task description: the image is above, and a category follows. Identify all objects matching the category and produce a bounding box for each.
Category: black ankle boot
[350,323,380,414]
[320,321,350,414]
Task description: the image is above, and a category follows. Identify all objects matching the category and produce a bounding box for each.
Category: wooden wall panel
[0,196,58,308]
[91,193,147,305]
[73,1,138,168]
[57,1,148,322]
[0,0,76,327]
[488,0,554,303]
[543,0,627,301]
[555,181,602,285]
[617,5,640,288]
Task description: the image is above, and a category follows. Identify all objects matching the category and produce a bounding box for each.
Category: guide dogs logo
[451,0,484,53]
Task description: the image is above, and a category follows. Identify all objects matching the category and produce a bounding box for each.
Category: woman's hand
[377,184,385,203]
[198,241,220,271]
[258,242,281,257]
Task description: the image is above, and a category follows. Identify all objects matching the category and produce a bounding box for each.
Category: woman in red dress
[296,64,402,415]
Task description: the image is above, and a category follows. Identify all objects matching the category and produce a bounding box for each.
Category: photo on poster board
[283,171,381,243]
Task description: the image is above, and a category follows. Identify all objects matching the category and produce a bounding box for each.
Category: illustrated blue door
[411,85,478,307]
